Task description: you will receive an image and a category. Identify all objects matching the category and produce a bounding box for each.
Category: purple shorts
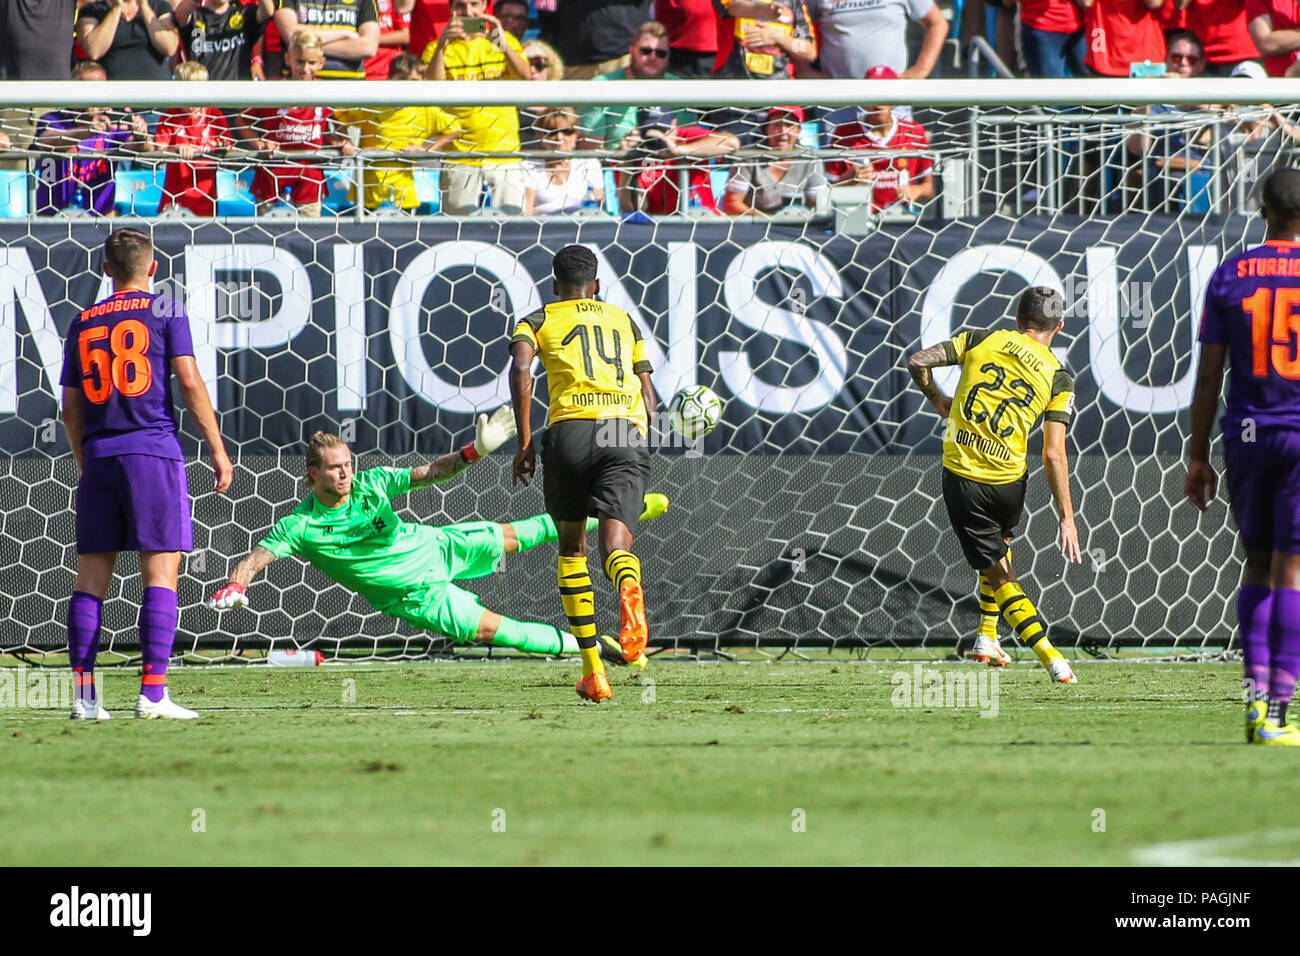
[76,454,193,554]
[1224,430,1300,555]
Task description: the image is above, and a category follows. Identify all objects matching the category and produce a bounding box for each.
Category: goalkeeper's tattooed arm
[410,450,472,489]
[906,343,956,418]
[229,546,277,588]
[410,404,517,489]
[207,546,277,609]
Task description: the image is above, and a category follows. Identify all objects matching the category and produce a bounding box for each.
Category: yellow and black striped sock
[604,549,642,590]
[993,582,1063,666]
[977,575,999,640]
[558,555,602,678]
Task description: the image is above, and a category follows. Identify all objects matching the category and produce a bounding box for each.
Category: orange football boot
[618,581,648,662]
[575,671,612,702]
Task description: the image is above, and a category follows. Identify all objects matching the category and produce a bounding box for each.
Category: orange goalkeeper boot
[575,670,612,702]
[618,581,648,662]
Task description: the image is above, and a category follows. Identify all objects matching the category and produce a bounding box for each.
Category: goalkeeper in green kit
[208,406,666,663]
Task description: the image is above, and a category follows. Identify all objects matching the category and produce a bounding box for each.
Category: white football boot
[134,689,200,720]
[1047,659,1078,684]
[971,635,1012,667]
[70,699,112,720]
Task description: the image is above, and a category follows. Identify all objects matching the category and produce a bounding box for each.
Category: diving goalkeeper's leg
[500,493,670,556]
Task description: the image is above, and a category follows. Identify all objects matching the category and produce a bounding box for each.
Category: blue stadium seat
[603,168,619,215]
[710,167,730,205]
[413,167,441,214]
[216,168,257,217]
[322,168,355,215]
[114,167,165,216]
[0,170,29,218]
[1185,168,1213,215]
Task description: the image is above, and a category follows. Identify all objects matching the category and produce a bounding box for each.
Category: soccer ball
[668,385,723,440]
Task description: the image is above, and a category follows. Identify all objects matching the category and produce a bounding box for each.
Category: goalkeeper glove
[462,404,517,461]
[207,582,248,610]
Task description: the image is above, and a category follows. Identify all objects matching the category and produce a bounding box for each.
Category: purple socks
[1269,588,1300,707]
[139,586,178,703]
[1239,584,1273,700]
[68,590,103,705]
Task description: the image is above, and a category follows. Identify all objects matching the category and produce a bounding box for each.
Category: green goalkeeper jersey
[256,467,444,611]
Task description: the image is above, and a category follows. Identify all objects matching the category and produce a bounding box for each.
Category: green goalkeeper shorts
[386,520,505,643]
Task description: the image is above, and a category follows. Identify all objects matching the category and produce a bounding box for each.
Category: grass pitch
[1,658,1291,866]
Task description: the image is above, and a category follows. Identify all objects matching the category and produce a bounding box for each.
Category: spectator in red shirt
[618,107,739,214]
[1247,0,1300,74]
[1019,0,1087,76]
[365,0,413,79]
[655,0,718,76]
[826,67,934,211]
[1080,0,1166,75]
[143,61,234,217]
[240,31,353,215]
[1177,0,1257,72]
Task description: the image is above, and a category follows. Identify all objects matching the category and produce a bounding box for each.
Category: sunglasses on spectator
[542,126,577,135]
[638,47,669,59]
[529,57,550,69]
[1168,52,1202,63]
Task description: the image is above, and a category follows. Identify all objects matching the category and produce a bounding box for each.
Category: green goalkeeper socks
[509,514,602,554]
[492,616,580,655]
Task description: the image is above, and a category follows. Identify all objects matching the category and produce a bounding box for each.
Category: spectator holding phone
[365,0,414,80]
[425,0,531,214]
[723,106,826,216]
[618,106,739,215]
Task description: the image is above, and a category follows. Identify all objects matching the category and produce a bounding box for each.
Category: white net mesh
[0,80,1285,662]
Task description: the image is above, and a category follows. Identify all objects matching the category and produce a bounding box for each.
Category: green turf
[0,659,1288,866]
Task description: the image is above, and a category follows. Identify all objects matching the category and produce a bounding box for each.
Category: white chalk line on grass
[1133,829,1300,867]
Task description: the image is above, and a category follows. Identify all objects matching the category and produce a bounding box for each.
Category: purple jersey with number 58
[59,290,195,462]
[1198,239,1300,434]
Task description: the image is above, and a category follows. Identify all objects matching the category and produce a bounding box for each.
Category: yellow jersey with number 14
[512,298,653,430]
[941,328,1075,484]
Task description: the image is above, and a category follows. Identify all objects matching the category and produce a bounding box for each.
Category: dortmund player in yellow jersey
[907,287,1084,683]
[510,245,659,703]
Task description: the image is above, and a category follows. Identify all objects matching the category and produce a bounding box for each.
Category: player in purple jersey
[60,228,232,721]
[1187,167,1300,746]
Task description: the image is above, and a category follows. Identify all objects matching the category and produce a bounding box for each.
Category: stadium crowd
[0,0,1293,217]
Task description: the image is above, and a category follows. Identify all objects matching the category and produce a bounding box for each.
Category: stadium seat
[413,167,441,215]
[1185,168,1213,215]
[323,167,355,215]
[603,168,620,215]
[0,170,28,218]
[216,168,257,217]
[710,167,730,205]
[114,167,165,216]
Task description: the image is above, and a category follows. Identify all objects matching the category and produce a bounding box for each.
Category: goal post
[0,79,1289,661]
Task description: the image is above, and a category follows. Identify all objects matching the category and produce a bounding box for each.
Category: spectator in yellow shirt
[337,53,460,210]
[423,0,530,214]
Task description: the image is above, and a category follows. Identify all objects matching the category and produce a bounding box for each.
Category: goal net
[0,77,1288,662]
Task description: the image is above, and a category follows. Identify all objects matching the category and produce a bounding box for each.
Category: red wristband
[461,442,481,463]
